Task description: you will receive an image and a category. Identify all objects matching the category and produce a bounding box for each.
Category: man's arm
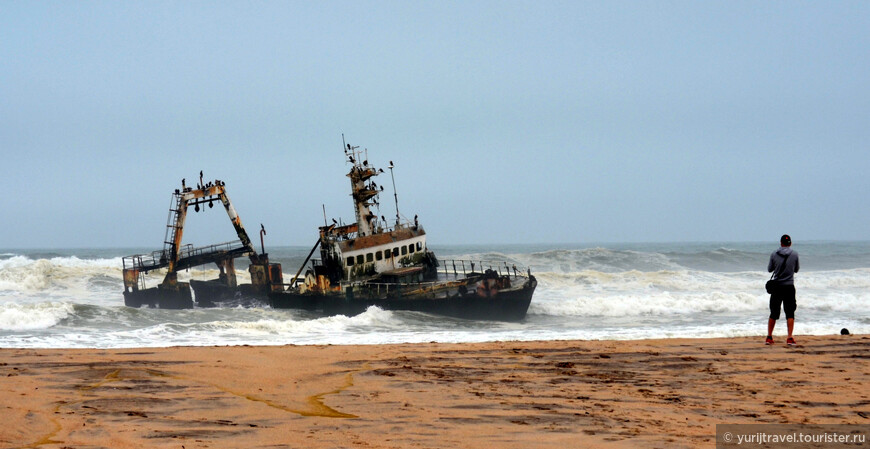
[768,254,775,273]
[794,254,799,273]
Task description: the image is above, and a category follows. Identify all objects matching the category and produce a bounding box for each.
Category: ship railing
[176,240,248,261]
[377,220,421,234]
[436,258,530,281]
[123,240,250,273]
[122,249,171,272]
[331,220,422,241]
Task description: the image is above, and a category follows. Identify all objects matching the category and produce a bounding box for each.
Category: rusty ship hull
[268,274,536,321]
[123,283,193,309]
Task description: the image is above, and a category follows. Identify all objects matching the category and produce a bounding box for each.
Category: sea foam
[0,255,122,292]
[0,301,75,330]
[528,267,870,317]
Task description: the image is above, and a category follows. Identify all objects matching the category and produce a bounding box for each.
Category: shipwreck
[267,140,537,321]
[121,174,282,309]
[121,141,536,321]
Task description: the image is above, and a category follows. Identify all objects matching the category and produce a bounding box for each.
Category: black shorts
[769,284,796,320]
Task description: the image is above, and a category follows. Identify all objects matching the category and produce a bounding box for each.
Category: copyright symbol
[723,432,733,442]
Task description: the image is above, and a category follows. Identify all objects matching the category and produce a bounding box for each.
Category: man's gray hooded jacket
[768,247,800,286]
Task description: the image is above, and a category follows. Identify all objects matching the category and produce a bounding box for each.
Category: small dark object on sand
[841,328,850,335]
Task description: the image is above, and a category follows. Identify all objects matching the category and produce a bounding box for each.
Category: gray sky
[2,1,868,249]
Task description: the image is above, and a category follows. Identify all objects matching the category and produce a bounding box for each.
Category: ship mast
[344,139,381,237]
[387,160,399,226]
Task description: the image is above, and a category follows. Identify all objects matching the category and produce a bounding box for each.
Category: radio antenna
[388,160,399,225]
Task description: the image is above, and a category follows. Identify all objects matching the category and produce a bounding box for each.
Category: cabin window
[366,253,373,262]
[408,244,415,254]
[376,251,383,261]
[401,246,407,255]
[356,255,364,265]
[416,242,422,251]
[346,257,354,266]
[393,247,399,257]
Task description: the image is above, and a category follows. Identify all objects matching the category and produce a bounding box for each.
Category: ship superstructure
[295,142,436,293]
[271,140,536,321]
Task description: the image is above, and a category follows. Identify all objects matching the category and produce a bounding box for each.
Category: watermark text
[717,424,869,448]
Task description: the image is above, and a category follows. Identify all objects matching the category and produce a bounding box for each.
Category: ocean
[1,241,868,348]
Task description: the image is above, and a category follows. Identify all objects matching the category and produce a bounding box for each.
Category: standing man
[766,234,800,346]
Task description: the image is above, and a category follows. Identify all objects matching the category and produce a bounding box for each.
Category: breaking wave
[522,248,684,273]
[42,306,403,348]
[0,301,75,330]
[453,245,870,274]
[0,255,250,295]
[184,306,398,337]
[528,268,870,317]
[455,248,734,274]
[0,255,123,292]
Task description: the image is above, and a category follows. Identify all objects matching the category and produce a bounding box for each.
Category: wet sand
[2,335,868,448]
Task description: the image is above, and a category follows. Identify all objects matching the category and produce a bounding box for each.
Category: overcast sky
[1,1,868,249]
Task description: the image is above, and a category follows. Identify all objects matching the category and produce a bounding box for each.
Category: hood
[776,247,794,257]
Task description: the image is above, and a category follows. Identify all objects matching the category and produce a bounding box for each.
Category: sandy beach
[1,335,868,449]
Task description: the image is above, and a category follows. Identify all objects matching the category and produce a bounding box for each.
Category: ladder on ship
[162,192,184,263]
